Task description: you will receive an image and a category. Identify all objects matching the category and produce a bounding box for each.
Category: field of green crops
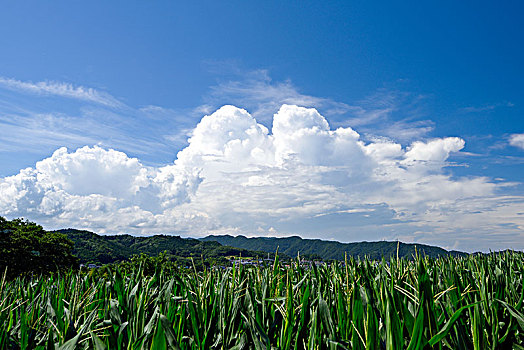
[1,251,523,349]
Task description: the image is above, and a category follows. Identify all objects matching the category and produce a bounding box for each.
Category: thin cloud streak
[206,69,355,123]
[204,69,435,143]
[0,77,124,108]
[459,101,514,113]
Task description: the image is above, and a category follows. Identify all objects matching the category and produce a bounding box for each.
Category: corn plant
[0,251,523,349]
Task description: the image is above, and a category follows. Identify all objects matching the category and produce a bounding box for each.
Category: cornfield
[1,251,523,349]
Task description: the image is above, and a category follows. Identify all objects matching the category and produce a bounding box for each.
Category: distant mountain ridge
[201,235,467,260]
[57,229,273,265]
[57,229,467,265]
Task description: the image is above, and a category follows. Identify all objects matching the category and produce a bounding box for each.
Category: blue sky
[0,1,523,252]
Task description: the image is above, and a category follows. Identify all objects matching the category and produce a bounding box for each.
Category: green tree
[0,217,78,278]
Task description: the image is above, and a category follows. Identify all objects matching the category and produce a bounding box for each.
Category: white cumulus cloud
[0,146,200,231]
[509,133,524,150]
[1,104,521,251]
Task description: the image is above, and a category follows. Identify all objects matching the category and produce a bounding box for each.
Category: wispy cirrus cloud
[203,67,434,143]
[0,78,178,166]
[199,66,365,140]
[0,77,124,108]
[206,69,353,123]
[459,101,514,113]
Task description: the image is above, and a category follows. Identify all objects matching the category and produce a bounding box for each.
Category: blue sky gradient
[0,1,522,251]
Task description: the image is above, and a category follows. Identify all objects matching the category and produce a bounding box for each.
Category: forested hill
[57,229,466,265]
[201,235,467,261]
[57,229,273,265]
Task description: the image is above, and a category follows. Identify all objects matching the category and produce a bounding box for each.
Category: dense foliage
[1,251,523,349]
[0,217,77,279]
[201,234,467,261]
[59,229,279,266]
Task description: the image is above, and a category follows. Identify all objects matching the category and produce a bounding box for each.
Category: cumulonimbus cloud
[0,104,521,251]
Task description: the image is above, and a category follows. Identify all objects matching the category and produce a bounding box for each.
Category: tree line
[0,217,77,279]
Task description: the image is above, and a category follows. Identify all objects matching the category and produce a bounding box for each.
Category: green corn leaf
[46,329,56,350]
[58,309,97,350]
[406,295,426,350]
[160,314,181,350]
[365,304,378,350]
[496,299,524,331]
[90,332,107,350]
[428,302,480,346]
[150,319,166,350]
[319,297,335,340]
